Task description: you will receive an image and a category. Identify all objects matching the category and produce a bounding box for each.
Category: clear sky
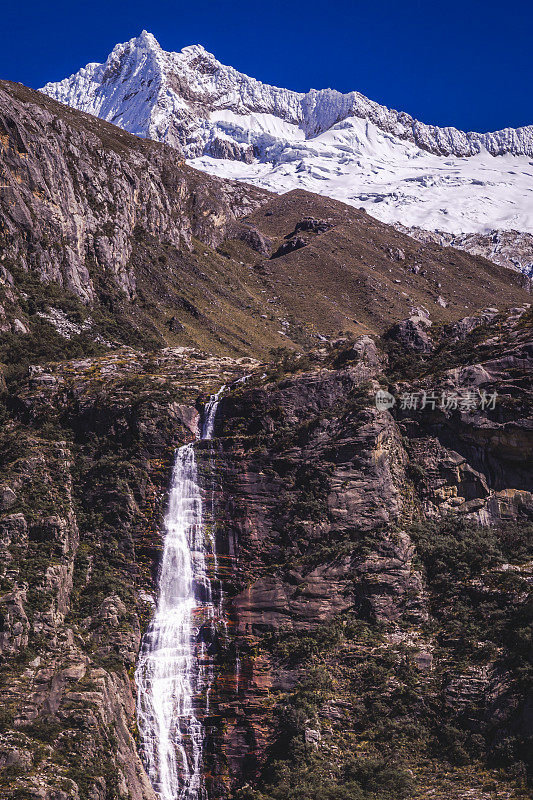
[2,0,531,133]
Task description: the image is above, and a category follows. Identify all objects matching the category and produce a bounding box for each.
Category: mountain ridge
[39,32,533,244]
[0,78,529,370]
[41,31,533,158]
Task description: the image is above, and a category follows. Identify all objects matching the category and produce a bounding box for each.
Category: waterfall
[136,387,225,800]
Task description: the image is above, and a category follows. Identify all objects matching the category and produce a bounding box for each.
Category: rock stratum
[0,73,531,800]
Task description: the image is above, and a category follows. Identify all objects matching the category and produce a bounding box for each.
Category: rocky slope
[398,226,533,280]
[0,303,531,800]
[1,78,528,375]
[40,32,533,244]
[224,190,530,337]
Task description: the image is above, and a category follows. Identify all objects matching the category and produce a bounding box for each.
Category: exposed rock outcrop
[0,348,255,799]
[0,81,269,305]
[0,307,531,799]
[189,308,532,799]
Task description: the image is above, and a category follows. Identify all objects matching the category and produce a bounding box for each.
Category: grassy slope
[0,81,529,375]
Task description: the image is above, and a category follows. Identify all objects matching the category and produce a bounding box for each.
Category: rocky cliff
[0,82,273,302]
[1,303,531,799]
[0,80,290,360]
[199,304,533,800]
[0,346,256,799]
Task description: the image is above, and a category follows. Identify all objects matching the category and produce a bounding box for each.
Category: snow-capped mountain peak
[40,32,533,240]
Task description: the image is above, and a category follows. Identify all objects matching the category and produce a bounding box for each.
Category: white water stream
[136,388,225,800]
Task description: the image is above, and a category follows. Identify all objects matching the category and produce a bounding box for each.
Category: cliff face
[0,81,288,360]
[0,346,256,799]
[199,306,532,800]
[0,80,267,304]
[1,304,530,800]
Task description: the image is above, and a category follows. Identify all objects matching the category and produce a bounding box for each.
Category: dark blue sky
[2,0,531,132]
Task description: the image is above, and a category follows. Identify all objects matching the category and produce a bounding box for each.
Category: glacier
[40,30,533,238]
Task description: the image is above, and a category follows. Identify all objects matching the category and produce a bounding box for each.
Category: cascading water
[136,387,225,800]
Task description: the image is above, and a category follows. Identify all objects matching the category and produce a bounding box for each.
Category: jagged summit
[40,32,533,239]
[41,31,533,156]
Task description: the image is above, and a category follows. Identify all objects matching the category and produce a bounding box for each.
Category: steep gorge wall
[0,348,253,800]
